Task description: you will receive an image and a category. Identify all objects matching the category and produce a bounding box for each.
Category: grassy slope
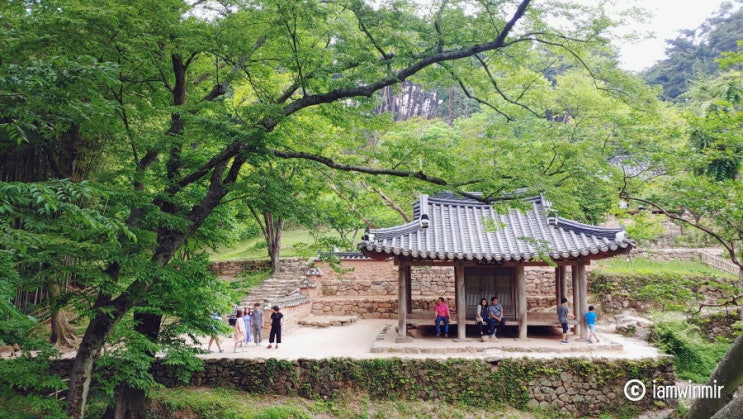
[209,228,348,262]
[143,387,539,419]
[593,257,738,279]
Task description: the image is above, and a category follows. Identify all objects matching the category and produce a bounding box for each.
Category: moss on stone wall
[50,356,675,417]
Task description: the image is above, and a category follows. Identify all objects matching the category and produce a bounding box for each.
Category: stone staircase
[239,258,315,309]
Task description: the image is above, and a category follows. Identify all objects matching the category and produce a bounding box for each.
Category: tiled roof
[316,251,375,261]
[358,193,633,262]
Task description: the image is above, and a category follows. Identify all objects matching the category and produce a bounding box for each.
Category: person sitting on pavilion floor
[433,297,451,338]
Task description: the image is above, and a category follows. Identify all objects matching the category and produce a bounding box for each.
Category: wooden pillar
[571,263,580,337]
[397,261,412,342]
[517,263,527,339]
[455,262,467,340]
[577,262,588,340]
[406,266,412,314]
[560,266,568,303]
[554,266,566,307]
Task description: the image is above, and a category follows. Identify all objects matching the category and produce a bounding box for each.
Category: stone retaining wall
[312,260,575,317]
[630,248,701,263]
[47,357,675,417]
[210,260,271,277]
[691,310,742,342]
[591,270,739,315]
[310,298,399,319]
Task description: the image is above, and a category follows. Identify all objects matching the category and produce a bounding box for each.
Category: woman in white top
[233,310,246,352]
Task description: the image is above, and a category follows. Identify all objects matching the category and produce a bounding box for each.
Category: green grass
[593,257,738,279]
[209,228,347,262]
[147,387,547,419]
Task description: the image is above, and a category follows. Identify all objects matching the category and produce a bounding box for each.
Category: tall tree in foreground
[2,0,637,417]
[625,53,743,418]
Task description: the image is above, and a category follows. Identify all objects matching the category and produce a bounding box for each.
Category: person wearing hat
[267,305,283,349]
[251,303,264,346]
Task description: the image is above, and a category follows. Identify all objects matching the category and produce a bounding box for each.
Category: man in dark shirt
[558,297,573,344]
[487,296,503,339]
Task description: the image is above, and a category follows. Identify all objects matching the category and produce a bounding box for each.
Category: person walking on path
[585,305,600,344]
[228,305,238,326]
[267,305,283,349]
[207,312,224,353]
[242,307,252,346]
[433,297,451,338]
[475,298,489,336]
[487,296,503,339]
[558,297,574,344]
[233,310,246,352]
[251,303,264,346]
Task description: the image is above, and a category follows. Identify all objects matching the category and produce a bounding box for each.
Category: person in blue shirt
[207,312,224,353]
[585,305,600,344]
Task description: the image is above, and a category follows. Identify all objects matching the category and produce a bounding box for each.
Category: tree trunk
[685,333,743,419]
[49,282,78,348]
[65,309,120,419]
[711,392,743,419]
[51,309,77,348]
[266,213,285,272]
[106,312,163,419]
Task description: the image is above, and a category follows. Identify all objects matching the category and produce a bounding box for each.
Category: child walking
[585,305,600,343]
[558,297,574,344]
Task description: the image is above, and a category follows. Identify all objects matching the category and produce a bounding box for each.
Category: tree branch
[281,0,533,117]
[622,195,739,266]
[272,148,483,187]
[351,5,393,60]
[433,0,449,53]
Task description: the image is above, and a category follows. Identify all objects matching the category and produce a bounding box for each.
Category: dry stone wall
[47,356,675,417]
[690,309,742,342]
[210,260,270,277]
[629,248,701,263]
[312,260,574,318]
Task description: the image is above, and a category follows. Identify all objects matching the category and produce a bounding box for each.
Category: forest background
[1,0,743,418]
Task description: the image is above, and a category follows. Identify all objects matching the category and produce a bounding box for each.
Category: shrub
[650,321,729,382]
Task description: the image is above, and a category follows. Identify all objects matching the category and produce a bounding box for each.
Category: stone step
[237,258,315,311]
[297,314,359,328]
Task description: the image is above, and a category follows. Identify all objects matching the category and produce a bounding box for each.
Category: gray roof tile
[358,193,633,262]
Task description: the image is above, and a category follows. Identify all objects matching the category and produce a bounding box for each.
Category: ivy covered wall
[50,356,676,417]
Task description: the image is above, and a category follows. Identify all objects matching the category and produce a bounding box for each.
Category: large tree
[2,0,640,417]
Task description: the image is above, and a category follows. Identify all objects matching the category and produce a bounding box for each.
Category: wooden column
[560,266,568,303]
[517,263,528,339]
[397,261,412,342]
[406,266,412,314]
[455,262,467,340]
[577,262,588,340]
[571,263,580,337]
[555,266,567,307]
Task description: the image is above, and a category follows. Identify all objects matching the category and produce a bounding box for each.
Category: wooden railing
[698,250,741,276]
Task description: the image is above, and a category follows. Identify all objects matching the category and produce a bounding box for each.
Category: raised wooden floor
[405,310,571,327]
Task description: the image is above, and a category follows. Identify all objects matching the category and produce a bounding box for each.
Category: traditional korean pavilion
[357,192,634,342]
